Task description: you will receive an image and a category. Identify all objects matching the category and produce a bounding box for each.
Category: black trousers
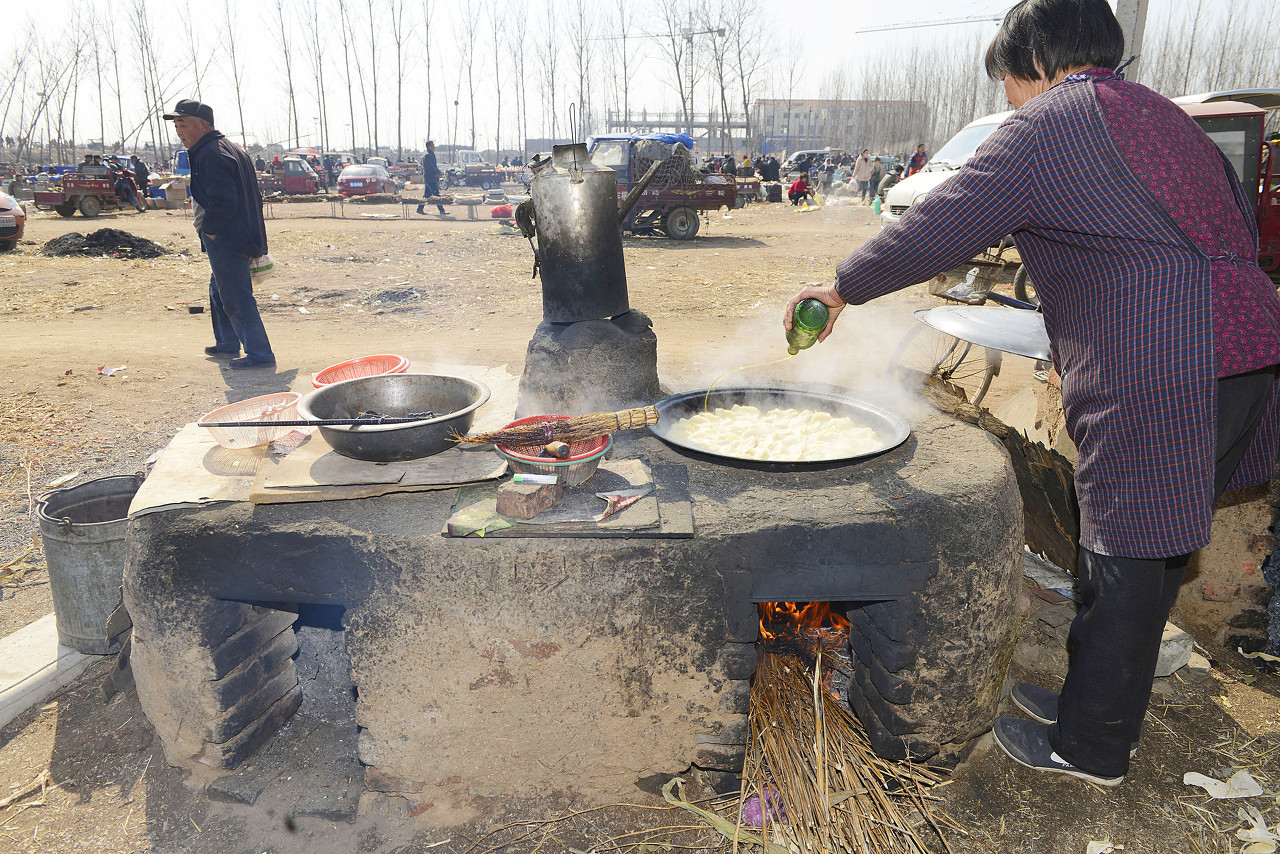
[1050,366,1276,777]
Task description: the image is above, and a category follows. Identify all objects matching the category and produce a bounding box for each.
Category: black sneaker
[1011,683,1139,757]
[204,345,240,359]
[1011,682,1059,723]
[992,717,1125,787]
[228,356,276,370]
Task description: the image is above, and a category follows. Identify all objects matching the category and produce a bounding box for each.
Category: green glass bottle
[786,298,830,355]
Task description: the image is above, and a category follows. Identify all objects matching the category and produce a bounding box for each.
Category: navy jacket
[188,130,268,257]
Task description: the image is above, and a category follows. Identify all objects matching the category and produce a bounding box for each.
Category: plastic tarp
[593,132,696,149]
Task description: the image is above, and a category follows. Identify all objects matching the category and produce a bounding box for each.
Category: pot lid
[913,305,1050,361]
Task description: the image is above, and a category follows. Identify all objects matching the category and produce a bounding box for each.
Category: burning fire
[758,601,850,643]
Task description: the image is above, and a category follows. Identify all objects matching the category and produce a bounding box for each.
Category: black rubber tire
[480,180,493,191]
[438,176,451,192]
[1013,264,1039,307]
[79,195,102,217]
[55,203,77,218]
[0,239,15,252]
[663,207,700,240]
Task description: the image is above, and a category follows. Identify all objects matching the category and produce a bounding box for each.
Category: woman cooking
[786,0,1280,787]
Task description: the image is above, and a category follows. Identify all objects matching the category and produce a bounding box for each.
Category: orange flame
[758,601,850,642]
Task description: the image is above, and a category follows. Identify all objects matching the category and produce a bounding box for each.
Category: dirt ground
[1,195,1277,853]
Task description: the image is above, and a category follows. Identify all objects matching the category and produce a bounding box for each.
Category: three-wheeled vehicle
[588,133,736,240]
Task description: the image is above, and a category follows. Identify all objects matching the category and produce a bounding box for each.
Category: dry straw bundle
[455,406,659,447]
[740,652,962,853]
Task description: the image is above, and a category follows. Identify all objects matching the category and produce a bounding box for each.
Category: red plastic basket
[494,415,611,486]
[311,354,409,389]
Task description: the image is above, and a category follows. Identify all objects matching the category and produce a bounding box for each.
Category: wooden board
[445,462,693,539]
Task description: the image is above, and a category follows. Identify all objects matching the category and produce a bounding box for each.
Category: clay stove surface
[122,403,1022,815]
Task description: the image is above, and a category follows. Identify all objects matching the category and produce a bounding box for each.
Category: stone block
[206,667,300,744]
[717,681,751,715]
[693,742,745,772]
[1155,623,1193,678]
[206,628,298,707]
[716,644,757,681]
[1185,651,1212,678]
[495,481,563,520]
[197,685,303,770]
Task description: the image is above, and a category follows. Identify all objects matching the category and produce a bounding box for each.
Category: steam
[665,300,930,424]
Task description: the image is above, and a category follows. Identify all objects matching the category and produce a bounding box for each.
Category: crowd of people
[703,145,917,206]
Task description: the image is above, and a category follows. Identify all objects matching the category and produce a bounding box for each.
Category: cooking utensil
[650,386,909,468]
[456,406,658,446]
[914,305,1050,360]
[199,417,434,428]
[298,374,491,462]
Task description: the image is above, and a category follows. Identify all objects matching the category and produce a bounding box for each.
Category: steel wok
[650,386,910,469]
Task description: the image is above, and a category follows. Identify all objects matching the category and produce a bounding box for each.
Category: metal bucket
[36,474,143,654]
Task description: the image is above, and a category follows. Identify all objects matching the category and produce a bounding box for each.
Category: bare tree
[177,0,212,101]
[388,0,411,160]
[270,0,302,148]
[486,0,504,157]
[454,11,479,150]
[419,0,435,141]
[536,2,560,140]
[656,0,694,134]
[365,0,383,153]
[303,0,330,154]
[336,0,360,150]
[507,10,529,159]
[726,0,768,153]
[610,0,644,133]
[700,3,734,155]
[566,0,595,141]
[221,0,250,146]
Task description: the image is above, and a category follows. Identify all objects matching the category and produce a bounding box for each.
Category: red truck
[258,156,320,195]
[588,134,737,240]
[32,167,145,217]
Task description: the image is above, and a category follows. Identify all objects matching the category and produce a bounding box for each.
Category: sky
[0,0,1228,157]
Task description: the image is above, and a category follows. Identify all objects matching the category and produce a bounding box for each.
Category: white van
[879,111,1012,228]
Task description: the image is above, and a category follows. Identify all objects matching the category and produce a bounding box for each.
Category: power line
[857,14,1004,34]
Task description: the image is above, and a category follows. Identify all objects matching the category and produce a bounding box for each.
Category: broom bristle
[454,406,659,446]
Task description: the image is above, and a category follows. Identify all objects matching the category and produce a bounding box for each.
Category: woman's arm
[835,111,1042,307]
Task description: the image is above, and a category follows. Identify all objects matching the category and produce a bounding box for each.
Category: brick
[1241,562,1262,581]
[694,743,745,771]
[1242,584,1275,606]
[495,480,563,520]
[364,767,429,794]
[1227,608,1268,630]
[716,645,757,681]
[1224,631,1268,653]
[1202,581,1242,602]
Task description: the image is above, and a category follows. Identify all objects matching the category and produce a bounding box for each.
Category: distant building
[751,98,930,156]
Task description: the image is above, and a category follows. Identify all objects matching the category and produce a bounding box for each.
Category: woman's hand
[784,284,847,343]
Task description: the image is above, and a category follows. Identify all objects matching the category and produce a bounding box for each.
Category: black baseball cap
[163,99,214,123]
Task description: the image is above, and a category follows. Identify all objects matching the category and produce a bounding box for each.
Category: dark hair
[985,0,1125,81]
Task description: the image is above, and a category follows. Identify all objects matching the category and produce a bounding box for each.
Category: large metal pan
[298,373,491,462]
[650,386,910,469]
[915,305,1050,360]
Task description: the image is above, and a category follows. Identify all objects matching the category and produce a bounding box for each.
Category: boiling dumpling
[670,406,882,462]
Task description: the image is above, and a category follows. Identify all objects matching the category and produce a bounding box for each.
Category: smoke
[664,299,931,424]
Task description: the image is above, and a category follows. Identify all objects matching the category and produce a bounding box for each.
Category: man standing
[907,143,927,177]
[417,140,447,216]
[852,149,873,204]
[130,154,150,201]
[164,99,275,370]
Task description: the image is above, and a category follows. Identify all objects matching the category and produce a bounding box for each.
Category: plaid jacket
[834,75,1280,559]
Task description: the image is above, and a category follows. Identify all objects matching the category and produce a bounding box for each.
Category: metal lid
[914,305,1050,361]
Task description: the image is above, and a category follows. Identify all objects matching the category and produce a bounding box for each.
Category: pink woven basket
[201,392,301,449]
[311,354,409,388]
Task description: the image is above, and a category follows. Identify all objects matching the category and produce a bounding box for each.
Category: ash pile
[43,229,168,259]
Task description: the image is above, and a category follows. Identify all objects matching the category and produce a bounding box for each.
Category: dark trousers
[417,178,446,214]
[206,237,274,363]
[789,191,808,205]
[1051,366,1276,777]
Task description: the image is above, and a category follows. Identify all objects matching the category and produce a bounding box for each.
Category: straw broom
[453,406,659,446]
[741,651,963,854]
